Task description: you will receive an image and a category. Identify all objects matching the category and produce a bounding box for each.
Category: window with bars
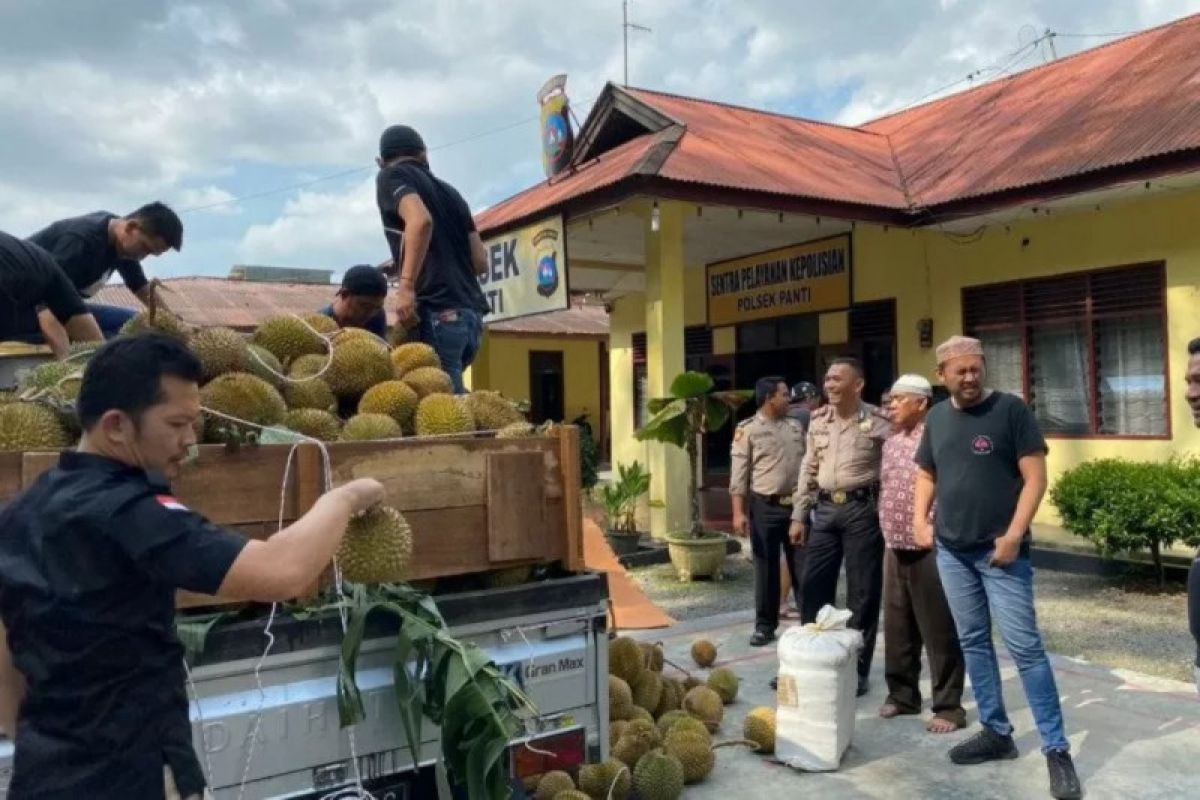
[962,263,1167,437]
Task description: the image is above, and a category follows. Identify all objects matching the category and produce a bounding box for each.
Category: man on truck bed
[318,263,389,339]
[374,124,490,393]
[0,333,384,800]
[0,229,103,353]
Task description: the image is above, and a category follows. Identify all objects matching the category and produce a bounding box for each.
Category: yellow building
[476,18,1200,534]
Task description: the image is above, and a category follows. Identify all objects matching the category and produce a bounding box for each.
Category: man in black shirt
[0,230,103,350]
[24,202,183,346]
[374,125,489,393]
[1186,337,1200,693]
[913,335,1081,800]
[0,333,383,799]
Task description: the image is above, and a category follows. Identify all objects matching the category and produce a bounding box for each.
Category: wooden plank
[405,505,489,580]
[294,443,329,601]
[0,452,24,503]
[486,451,547,562]
[331,438,561,512]
[557,425,585,572]
[171,444,302,526]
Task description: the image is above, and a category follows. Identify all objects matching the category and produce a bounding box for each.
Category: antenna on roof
[622,0,652,86]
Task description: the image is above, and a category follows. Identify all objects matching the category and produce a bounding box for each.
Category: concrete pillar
[643,200,691,537]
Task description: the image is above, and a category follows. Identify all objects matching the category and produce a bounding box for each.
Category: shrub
[1050,457,1200,586]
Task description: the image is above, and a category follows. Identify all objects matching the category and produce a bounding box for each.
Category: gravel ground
[627,552,1195,683]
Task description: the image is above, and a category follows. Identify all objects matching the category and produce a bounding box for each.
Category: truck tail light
[510,727,587,781]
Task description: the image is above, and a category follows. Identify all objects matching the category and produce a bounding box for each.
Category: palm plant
[635,371,752,538]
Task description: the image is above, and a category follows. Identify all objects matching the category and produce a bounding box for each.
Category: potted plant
[635,371,752,581]
[599,461,651,556]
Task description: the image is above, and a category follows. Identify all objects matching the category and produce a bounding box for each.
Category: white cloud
[173,186,241,215]
[0,0,1196,276]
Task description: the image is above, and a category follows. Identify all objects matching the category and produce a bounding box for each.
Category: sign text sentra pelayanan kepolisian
[707,234,851,326]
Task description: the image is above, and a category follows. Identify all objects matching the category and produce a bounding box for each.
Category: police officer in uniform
[731,376,807,647]
[790,357,891,695]
[0,333,384,800]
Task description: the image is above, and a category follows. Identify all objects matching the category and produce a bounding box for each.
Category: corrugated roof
[477,13,1200,233]
[863,13,1200,205]
[624,88,905,208]
[94,278,608,337]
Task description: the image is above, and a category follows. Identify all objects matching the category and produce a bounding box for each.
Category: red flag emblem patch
[156,495,189,512]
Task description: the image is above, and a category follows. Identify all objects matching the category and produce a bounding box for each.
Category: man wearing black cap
[319,264,388,339]
[22,203,184,351]
[0,230,104,351]
[375,124,489,393]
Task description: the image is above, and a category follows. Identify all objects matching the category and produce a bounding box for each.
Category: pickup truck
[0,572,612,799]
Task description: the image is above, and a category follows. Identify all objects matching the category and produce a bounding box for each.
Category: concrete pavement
[627,610,1199,800]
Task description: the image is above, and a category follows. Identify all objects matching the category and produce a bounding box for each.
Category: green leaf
[669,370,715,398]
[175,611,232,665]
[634,398,689,445]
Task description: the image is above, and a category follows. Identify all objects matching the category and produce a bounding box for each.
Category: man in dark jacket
[0,230,102,353]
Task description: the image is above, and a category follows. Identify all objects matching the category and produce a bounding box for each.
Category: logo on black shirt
[971,435,994,455]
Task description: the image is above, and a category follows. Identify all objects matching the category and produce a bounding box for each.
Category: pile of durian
[1,310,537,451]
[527,635,776,799]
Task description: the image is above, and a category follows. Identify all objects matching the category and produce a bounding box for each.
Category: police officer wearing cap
[731,376,807,647]
[0,334,384,800]
[790,357,891,696]
[787,381,822,430]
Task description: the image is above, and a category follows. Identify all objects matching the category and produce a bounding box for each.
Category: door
[528,351,565,424]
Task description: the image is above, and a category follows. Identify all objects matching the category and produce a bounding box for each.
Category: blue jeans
[7,303,134,342]
[935,542,1069,753]
[418,307,482,394]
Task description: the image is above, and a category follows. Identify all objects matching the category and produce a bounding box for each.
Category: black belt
[817,485,878,505]
[752,492,794,507]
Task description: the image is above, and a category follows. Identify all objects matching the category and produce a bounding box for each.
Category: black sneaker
[856,675,869,697]
[948,727,1019,765]
[749,629,774,647]
[1046,750,1082,799]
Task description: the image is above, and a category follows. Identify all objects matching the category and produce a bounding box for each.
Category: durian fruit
[284,408,341,441]
[495,421,537,439]
[403,366,454,398]
[623,718,661,747]
[655,710,691,739]
[577,758,630,800]
[284,354,337,412]
[632,749,684,800]
[119,309,191,342]
[335,505,413,584]
[553,792,589,800]
[251,314,331,364]
[631,671,663,713]
[390,342,440,377]
[190,326,250,382]
[682,686,724,733]
[663,715,711,744]
[743,706,776,754]
[611,725,657,769]
[628,706,654,725]
[691,639,717,668]
[664,730,715,784]
[706,667,739,704]
[199,372,287,443]
[0,402,72,451]
[301,313,341,336]
[639,641,664,673]
[654,678,683,718]
[18,359,86,402]
[358,380,419,431]
[340,413,403,442]
[533,771,574,800]
[413,394,474,437]
[682,676,704,692]
[485,564,533,588]
[609,720,630,746]
[324,335,393,398]
[247,345,285,388]
[464,390,525,431]
[608,636,645,687]
[387,323,411,347]
[609,675,634,721]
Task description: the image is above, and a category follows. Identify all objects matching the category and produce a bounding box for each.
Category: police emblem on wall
[531,227,560,298]
[538,74,575,178]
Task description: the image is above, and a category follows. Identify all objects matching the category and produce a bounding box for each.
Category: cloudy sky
[2,0,1197,281]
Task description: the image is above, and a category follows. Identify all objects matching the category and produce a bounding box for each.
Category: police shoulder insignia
[733,428,745,442]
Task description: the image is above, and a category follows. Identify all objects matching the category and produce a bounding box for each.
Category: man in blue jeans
[912,335,1081,800]
[374,125,489,393]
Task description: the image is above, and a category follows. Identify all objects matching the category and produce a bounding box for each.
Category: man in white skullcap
[877,374,965,733]
[913,336,1081,800]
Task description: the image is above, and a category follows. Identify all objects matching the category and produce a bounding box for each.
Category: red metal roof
[95,278,609,337]
[477,13,1200,233]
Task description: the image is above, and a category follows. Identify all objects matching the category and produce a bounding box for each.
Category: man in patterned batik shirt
[877,374,966,733]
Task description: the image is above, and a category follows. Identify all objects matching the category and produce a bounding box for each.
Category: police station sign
[479,214,569,323]
[706,234,851,326]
